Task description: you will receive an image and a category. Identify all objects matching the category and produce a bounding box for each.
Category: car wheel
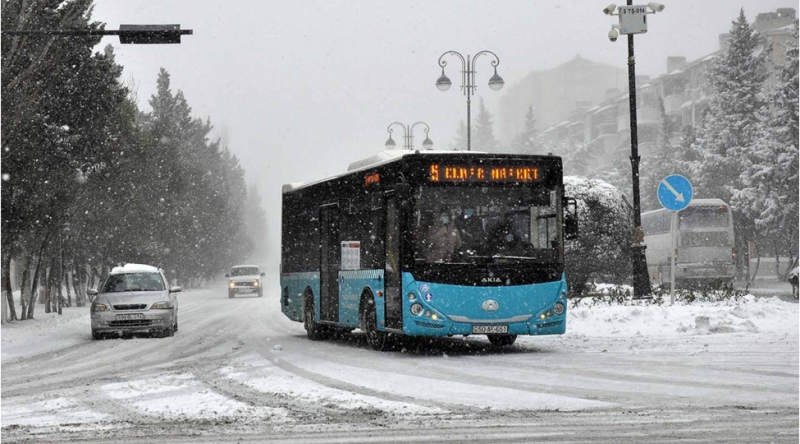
[91,329,103,341]
[303,293,328,341]
[360,296,389,351]
[258,289,263,298]
[228,291,235,299]
[487,334,517,347]
[173,314,178,333]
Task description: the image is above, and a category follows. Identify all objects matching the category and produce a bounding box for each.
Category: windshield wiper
[491,255,537,261]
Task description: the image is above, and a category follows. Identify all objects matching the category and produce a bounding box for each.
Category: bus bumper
[675,262,736,281]
[405,314,566,337]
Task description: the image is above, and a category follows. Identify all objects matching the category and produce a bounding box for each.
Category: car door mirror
[169,286,182,293]
[224,273,229,278]
[564,197,579,240]
[260,272,265,277]
[87,288,98,296]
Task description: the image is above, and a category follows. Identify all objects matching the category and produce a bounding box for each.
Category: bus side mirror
[564,197,579,240]
[393,182,413,208]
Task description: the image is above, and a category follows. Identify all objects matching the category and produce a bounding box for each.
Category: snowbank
[567,295,797,338]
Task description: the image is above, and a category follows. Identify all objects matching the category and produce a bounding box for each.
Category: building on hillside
[532,7,796,173]
[496,56,626,145]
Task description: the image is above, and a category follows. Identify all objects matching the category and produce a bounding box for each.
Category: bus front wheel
[360,296,388,351]
[487,334,517,347]
[303,294,328,341]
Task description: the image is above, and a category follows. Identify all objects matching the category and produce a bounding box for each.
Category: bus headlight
[410,303,424,316]
[553,302,565,316]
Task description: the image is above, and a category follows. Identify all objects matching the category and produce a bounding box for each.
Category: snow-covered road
[2,276,798,443]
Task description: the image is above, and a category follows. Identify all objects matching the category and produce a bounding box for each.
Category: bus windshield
[679,206,729,229]
[412,185,560,264]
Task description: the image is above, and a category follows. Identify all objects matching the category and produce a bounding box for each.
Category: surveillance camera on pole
[608,26,620,42]
[603,2,665,37]
[602,2,666,299]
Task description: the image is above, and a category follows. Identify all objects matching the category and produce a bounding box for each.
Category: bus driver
[425,210,463,262]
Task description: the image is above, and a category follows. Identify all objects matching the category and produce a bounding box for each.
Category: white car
[89,263,181,339]
[226,265,264,298]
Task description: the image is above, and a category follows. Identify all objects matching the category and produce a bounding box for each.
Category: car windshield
[412,185,560,264]
[101,272,165,292]
[231,267,259,276]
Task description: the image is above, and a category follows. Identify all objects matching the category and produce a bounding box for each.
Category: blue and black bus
[280,150,578,350]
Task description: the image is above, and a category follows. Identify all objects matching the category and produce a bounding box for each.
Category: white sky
[91,0,795,252]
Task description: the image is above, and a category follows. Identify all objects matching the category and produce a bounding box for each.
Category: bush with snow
[564,176,632,295]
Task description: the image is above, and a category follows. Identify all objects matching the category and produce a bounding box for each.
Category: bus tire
[303,293,327,341]
[360,295,388,351]
[487,334,517,347]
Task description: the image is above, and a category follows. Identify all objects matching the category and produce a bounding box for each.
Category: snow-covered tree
[732,21,799,278]
[244,183,269,257]
[449,120,467,151]
[510,105,538,154]
[473,98,500,152]
[641,95,682,211]
[691,9,770,205]
[688,9,771,276]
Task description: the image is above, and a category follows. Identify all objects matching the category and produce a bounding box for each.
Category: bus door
[384,193,403,330]
[319,204,340,323]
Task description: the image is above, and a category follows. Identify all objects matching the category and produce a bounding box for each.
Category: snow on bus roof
[642,198,729,215]
[282,149,487,193]
[110,263,160,274]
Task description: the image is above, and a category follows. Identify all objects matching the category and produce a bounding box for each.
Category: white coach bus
[642,198,736,286]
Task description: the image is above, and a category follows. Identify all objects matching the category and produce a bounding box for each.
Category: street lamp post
[385,122,434,150]
[1,24,193,44]
[435,51,504,151]
[604,2,665,298]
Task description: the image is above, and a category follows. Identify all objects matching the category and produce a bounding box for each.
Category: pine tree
[244,183,269,257]
[692,9,770,202]
[690,9,771,272]
[510,105,538,154]
[641,95,680,211]
[449,120,467,151]
[732,21,799,277]
[473,98,500,152]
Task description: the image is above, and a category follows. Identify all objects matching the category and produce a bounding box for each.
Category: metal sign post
[657,175,693,305]
[670,211,677,305]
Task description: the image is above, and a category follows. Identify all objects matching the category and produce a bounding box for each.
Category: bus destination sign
[429,164,541,183]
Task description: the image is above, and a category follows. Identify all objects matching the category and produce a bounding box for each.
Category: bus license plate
[116,314,144,321]
[472,325,508,334]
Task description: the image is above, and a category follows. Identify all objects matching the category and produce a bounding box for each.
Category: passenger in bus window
[456,207,485,253]
[489,214,535,256]
[425,210,463,262]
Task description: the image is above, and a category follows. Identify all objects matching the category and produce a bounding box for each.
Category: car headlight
[91,303,109,312]
[229,281,235,288]
[553,302,565,316]
[253,279,259,287]
[410,303,424,316]
[151,301,174,310]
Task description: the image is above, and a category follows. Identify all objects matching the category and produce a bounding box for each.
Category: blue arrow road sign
[658,174,693,211]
